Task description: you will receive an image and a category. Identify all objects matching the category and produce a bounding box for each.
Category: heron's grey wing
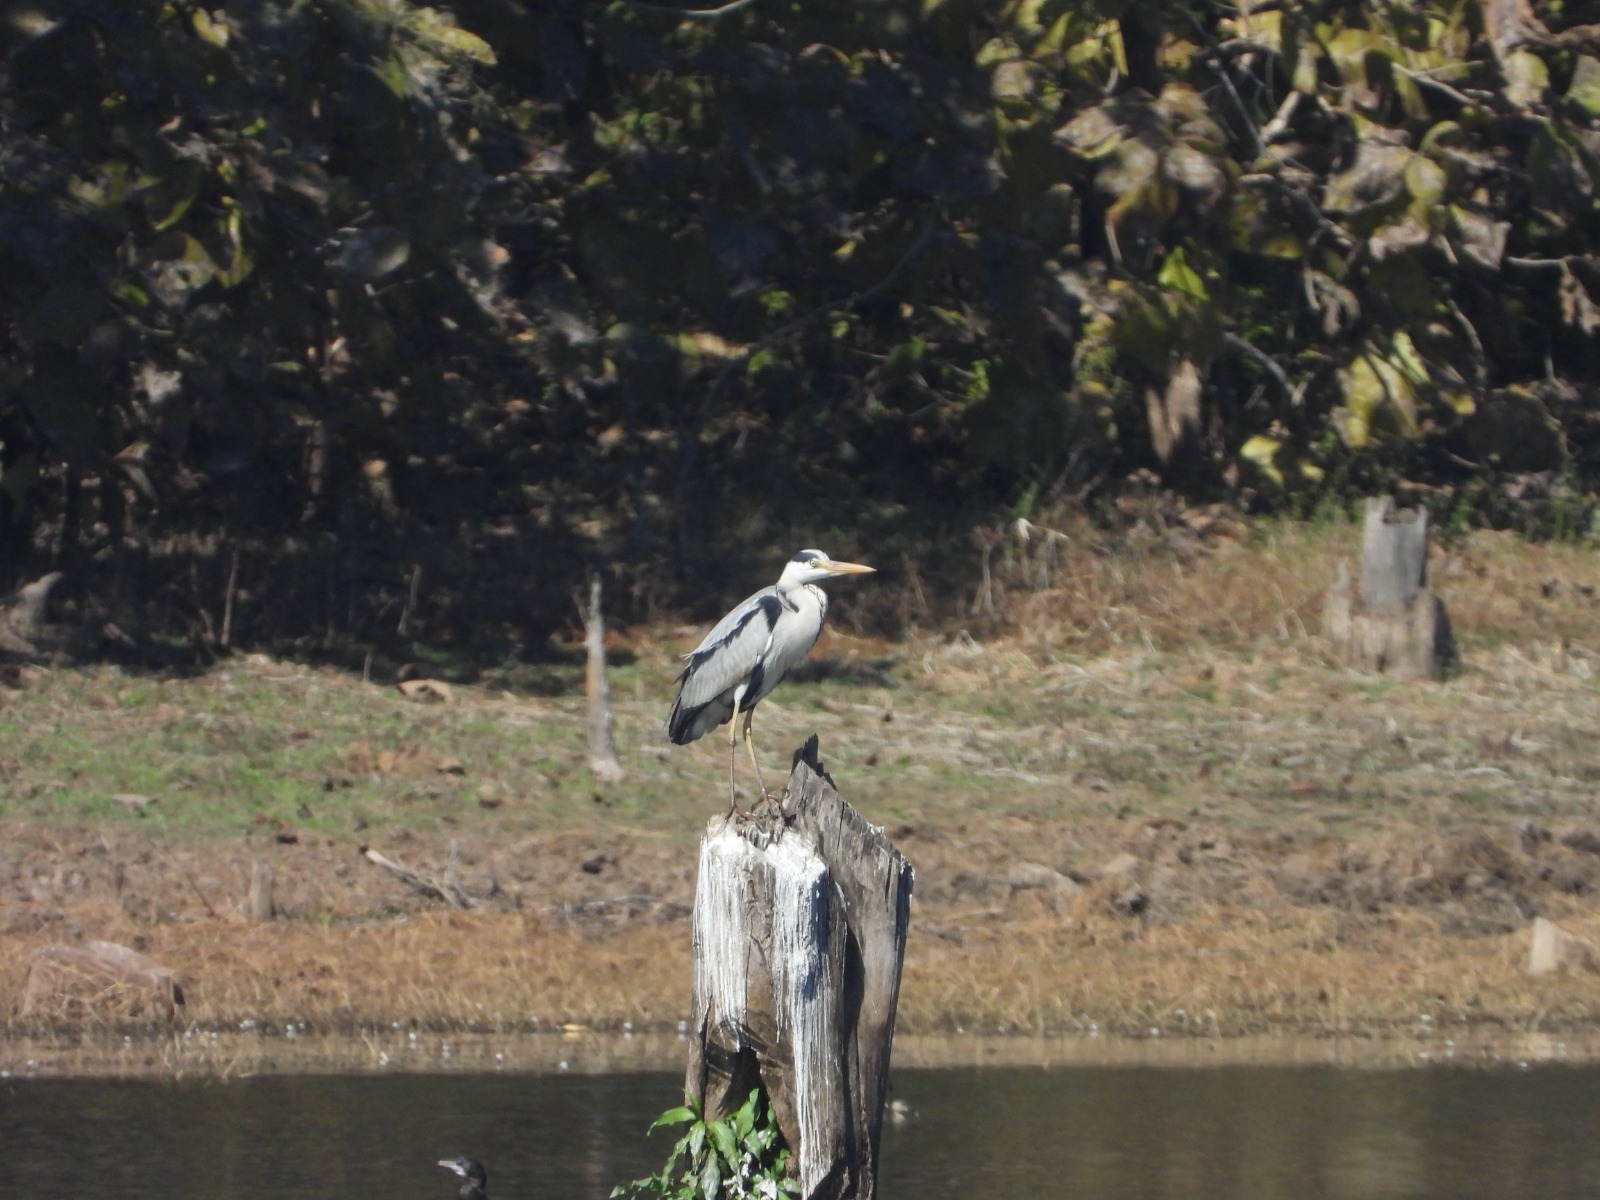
[751,589,827,698]
[675,590,783,711]
[666,590,784,744]
[684,586,778,658]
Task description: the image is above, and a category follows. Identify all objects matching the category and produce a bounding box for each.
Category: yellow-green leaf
[1157,246,1208,300]
[1240,434,1284,484]
[409,7,497,64]
[1334,405,1370,447]
[1391,331,1429,386]
[1222,9,1281,54]
[1341,351,1419,439]
[1262,232,1304,259]
[192,8,229,47]
[1403,154,1446,209]
[1504,49,1548,109]
[1565,56,1600,117]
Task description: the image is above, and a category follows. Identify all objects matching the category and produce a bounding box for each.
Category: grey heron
[667,549,874,813]
[439,1158,488,1200]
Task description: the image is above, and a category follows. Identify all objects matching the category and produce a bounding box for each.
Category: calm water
[4,1065,1600,1200]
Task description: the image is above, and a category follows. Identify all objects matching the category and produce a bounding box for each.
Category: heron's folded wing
[688,586,776,654]
[675,591,782,709]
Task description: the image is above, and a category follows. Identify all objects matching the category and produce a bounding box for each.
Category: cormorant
[439,1157,488,1200]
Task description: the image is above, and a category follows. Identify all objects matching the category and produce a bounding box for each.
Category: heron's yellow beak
[822,558,874,574]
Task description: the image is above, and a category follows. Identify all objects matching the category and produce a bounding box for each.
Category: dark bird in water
[667,549,874,813]
[439,1157,488,1200]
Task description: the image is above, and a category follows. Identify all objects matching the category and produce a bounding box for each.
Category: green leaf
[145,162,203,232]
[649,1106,696,1131]
[732,1091,757,1140]
[1566,56,1600,117]
[1157,247,1208,300]
[698,1156,721,1200]
[708,1117,738,1166]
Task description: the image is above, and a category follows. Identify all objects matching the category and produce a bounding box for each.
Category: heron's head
[778,549,875,588]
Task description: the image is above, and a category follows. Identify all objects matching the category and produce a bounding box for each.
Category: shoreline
[7,1028,1600,1082]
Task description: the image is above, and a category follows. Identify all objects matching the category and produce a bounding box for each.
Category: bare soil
[8,520,1600,1071]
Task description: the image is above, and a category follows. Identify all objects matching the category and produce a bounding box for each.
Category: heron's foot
[748,786,787,818]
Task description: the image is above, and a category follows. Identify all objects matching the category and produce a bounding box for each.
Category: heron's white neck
[776,560,817,592]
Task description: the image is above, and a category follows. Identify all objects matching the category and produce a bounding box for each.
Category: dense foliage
[612,1090,796,1200]
[2,0,1600,652]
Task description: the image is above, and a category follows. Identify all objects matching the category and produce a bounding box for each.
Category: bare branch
[630,0,764,20]
[1224,333,1298,403]
[1259,90,1303,145]
[1506,255,1577,271]
[362,845,476,909]
[1445,299,1489,389]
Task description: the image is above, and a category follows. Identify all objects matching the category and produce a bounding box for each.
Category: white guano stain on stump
[693,828,843,1193]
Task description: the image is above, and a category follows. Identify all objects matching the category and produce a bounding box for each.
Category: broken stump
[685,736,914,1200]
[1322,496,1457,679]
[246,861,276,920]
[1529,917,1600,976]
[584,573,624,785]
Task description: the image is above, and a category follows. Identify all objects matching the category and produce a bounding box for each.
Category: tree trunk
[685,737,914,1200]
[1322,496,1457,679]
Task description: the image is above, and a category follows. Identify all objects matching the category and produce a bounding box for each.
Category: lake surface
[5,1063,1600,1200]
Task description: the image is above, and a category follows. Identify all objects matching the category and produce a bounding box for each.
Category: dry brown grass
[2,900,691,1037]
[900,898,1600,1039]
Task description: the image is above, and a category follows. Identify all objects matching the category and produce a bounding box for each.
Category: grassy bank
[7,519,1600,1059]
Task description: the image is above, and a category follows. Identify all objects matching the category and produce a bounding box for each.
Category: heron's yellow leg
[740,708,771,799]
[726,691,743,817]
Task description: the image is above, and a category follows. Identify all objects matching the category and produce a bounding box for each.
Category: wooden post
[685,737,913,1200]
[1322,497,1457,679]
[246,861,275,920]
[584,574,624,784]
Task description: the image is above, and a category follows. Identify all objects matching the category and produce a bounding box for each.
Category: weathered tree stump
[1529,916,1600,976]
[685,737,914,1200]
[1322,497,1457,679]
[583,574,624,785]
[246,861,276,920]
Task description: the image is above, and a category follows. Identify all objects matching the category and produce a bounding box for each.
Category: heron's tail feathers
[666,694,733,744]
